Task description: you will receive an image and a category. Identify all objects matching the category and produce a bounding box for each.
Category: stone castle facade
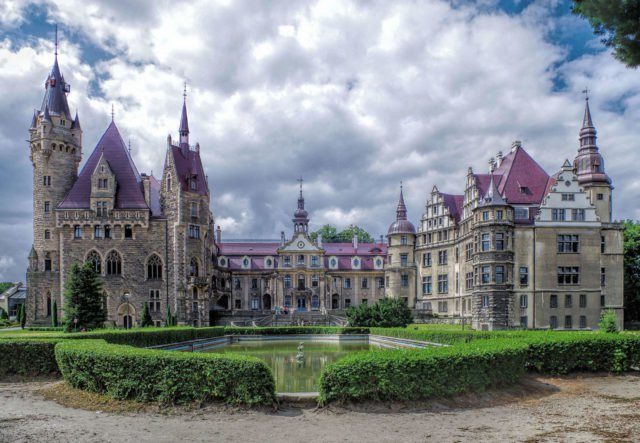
[26,52,624,330]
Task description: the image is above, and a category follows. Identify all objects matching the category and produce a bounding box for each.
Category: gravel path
[1,374,639,442]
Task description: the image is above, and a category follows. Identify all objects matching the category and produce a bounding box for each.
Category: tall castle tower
[27,39,82,322]
[385,185,417,306]
[573,97,612,222]
[471,175,514,330]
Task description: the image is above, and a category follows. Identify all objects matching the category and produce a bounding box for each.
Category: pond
[207,339,375,393]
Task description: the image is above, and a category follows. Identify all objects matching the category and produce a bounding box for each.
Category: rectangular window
[311,255,318,267]
[495,233,504,251]
[564,315,572,329]
[96,201,107,217]
[550,315,558,329]
[312,275,319,287]
[104,225,111,239]
[481,233,490,251]
[401,274,409,287]
[519,266,529,286]
[190,202,198,217]
[188,225,200,239]
[124,225,133,239]
[495,265,504,284]
[361,299,368,305]
[580,315,587,329]
[455,272,459,293]
[455,247,459,263]
[514,207,529,220]
[601,267,606,286]
[343,278,351,289]
[400,235,407,245]
[400,253,408,267]
[98,178,108,189]
[94,225,102,239]
[550,294,558,308]
[437,274,448,293]
[73,225,82,239]
[344,299,351,308]
[44,230,50,240]
[251,278,258,289]
[481,266,490,284]
[149,289,161,312]
[572,208,585,221]
[284,275,291,289]
[423,252,432,267]
[361,277,368,289]
[482,211,489,221]
[465,242,473,260]
[465,272,473,290]
[422,276,432,294]
[233,278,241,290]
[597,193,604,200]
[557,266,580,285]
[283,256,291,267]
[438,250,447,265]
[43,175,51,186]
[44,258,52,271]
[565,294,572,308]
[580,293,587,308]
[234,299,242,309]
[496,210,503,220]
[251,298,260,310]
[561,193,575,201]
[520,294,528,308]
[520,316,528,328]
[600,294,605,307]
[297,255,305,265]
[552,209,566,221]
[438,301,448,313]
[377,277,385,288]
[427,233,432,243]
[601,236,605,253]
[44,201,50,213]
[481,295,489,308]
[557,234,579,253]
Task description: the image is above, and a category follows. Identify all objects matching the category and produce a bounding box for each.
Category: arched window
[86,250,102,274]
[243,257,249,267]
[147,254,162,279]
[105,250,122,275]
[46,292,52,317]
[189,257,199,277]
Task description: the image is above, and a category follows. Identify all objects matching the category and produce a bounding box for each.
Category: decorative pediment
[278,232,322,253]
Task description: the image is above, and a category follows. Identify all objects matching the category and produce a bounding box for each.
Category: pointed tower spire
[292,177,309,234]
[574,93,610,185]
[480,174,507,206]
[39,24,71,120]
[179,83,190,147]
[396,181,407,220]
[579,90,596,151]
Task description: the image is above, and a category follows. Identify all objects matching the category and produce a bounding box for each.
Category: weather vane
[582,87,590,101]
[54,24,58,56]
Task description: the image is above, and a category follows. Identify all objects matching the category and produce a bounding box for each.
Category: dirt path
[1,374,639,442]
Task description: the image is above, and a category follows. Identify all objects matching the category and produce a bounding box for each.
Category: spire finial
[128,139,131,153]
[582,87,590,101]
[54,24,58,57]
[297,176,304,197]
[111,104,114,122]
[183,82,187,102]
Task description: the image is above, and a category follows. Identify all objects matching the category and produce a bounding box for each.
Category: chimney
[140,174,151,206]
[496,151,503,167]
[216,225,221,243]
[280,231,285,246]
[317,233,322,248]
[352,234,358,250]
[511,140,521,152]
[379,234,384,244]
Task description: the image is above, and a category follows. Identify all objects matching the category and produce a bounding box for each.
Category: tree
[63,262,107,332]
[347,297,413,327]
[140,302,153,327]
[0,307,8,320]
[19,304,26,329]
[623,220,640,322]
[310,224,375,243]
[51,300,58,327]
[599,309,619,333]
[572,0,640,68]
[166,305,173,327]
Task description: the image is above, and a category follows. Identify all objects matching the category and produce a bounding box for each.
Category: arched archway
[332,294,340,310]
[117,302,136,329]
[262,294,271,310]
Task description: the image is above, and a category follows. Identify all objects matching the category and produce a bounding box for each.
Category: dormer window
[98,178,108,189]
[60,119,65,126]
[101,165,105,173]
[96,201,108,217]
[190,178,197,191]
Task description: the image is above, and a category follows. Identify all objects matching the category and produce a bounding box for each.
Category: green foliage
[0,307,8,320]
[622,220,640,322]
[19,304,26,329]
[166,306,173,327]
[0,282,13,294]
[599,309,619,333]
[51,300,58,327]
[140,302,153,328]
[310,224,375,243]
[572,0,640,68]
[0,339,63,376]
[347,298,413,327]
[63,263,107,332]
[55,340,276,405]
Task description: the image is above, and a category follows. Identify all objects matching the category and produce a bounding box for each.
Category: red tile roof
[59,122,148,210]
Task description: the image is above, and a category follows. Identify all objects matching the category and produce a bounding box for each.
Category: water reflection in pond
[207,340,373,393]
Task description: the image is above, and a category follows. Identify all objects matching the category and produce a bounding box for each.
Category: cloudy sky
[0,0,639,282]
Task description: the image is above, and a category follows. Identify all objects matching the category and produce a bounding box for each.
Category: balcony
[189,276,209,287]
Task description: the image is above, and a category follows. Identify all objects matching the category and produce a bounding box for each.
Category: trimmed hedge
[319,340,528,403]
[0,339,65,376]
[55,340,276,405]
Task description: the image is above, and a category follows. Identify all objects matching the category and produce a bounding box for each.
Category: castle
[27,50,624,330]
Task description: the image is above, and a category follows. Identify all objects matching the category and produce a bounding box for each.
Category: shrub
[51,300,58,327]
[63,262,106,332]
[599,309,619,333]
[0,339,63,376]
[0,307,8,320]
[347,298,413,327]
[55,340,276,405]
[140,302,153,328]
